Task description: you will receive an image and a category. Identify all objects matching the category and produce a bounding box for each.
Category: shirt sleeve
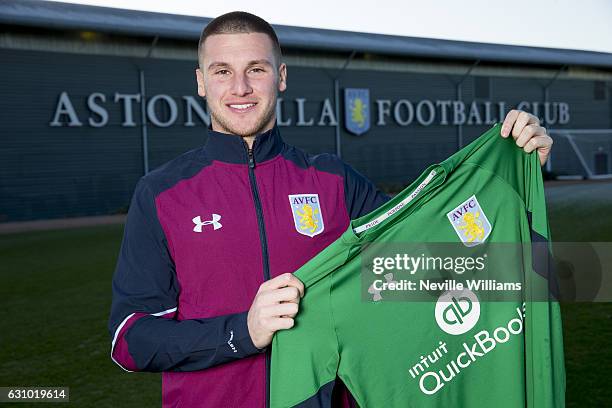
[343,162,391,219]
[108,178,263,372]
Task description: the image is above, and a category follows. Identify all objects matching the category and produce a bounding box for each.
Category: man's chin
[229,125,266,138]
[212,114,272,138]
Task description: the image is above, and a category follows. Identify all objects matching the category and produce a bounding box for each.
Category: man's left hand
[501,110,553,166]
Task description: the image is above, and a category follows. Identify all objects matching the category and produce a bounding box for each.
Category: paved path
[0,214,126,235]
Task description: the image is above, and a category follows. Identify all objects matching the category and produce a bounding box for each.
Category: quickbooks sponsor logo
[409,304,526,396]
[435,290,480,335]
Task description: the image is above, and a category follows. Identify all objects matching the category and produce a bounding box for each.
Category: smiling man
[196,31,285,144]
[109,11,554,408]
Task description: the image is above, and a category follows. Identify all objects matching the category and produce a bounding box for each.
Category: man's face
[196,32,287,138]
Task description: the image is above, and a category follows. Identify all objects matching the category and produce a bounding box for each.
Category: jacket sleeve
[343,162,391,219]
[109,178,263,373]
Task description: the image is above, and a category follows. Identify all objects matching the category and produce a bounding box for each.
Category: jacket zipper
[245,141,272,408]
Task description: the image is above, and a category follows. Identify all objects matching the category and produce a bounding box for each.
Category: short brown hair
[198,11,282,68]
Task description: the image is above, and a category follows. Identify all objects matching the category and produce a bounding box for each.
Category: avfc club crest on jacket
[288,194,325,237]
[344,88,370,135]
[446,195,492,246]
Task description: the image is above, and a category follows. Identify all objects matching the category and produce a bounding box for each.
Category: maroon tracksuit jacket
[109,125,389,407]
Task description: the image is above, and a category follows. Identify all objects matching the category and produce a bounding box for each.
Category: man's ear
[195,68,206,97]
[278,63,287,93]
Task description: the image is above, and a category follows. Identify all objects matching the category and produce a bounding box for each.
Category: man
[108,11,554,407]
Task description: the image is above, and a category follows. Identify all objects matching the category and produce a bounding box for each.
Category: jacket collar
[203,125,284,165]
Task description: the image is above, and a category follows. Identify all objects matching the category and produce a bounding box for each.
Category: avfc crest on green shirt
[344,88,370,135]
[288,194,325,237]
[447,195,492,246]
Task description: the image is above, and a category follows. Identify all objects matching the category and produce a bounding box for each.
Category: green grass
[0,225,160,407]
[546,182,612,241]
[0,181,610,407]
[545,182,612,408]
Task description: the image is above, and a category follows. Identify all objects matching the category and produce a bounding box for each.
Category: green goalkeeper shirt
[270,123,565,407]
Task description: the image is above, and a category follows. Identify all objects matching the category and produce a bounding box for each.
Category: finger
[261,303,298,320]
[511,111,537,139]
[258,272,293,292]
[281,295,300,305]
[279,304,300,319]
[260,273,304,297]
[523,134,553,154]
[515,124,544,148]
[501,109,520,137]
[287,276,305,298]
[262,302,299,318]
[267,317,295,331]
[261,286,301,305]
[281,301,300,318]
[257,286,300,306]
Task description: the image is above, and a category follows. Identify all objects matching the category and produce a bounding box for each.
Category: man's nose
[230,72,253,96]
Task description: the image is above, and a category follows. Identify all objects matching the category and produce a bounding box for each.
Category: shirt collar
[203,125,285,164]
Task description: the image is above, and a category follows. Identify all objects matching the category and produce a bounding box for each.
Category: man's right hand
[247,272,305,349]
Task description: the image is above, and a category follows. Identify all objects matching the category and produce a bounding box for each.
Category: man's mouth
[226,103,257,113]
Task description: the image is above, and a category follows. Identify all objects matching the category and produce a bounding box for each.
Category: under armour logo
[192,214,222,232]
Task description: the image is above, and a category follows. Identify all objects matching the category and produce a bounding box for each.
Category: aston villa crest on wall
[344,88,370,135]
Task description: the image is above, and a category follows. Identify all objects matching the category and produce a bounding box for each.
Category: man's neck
[209,122,275,150]
[243,135,256,150]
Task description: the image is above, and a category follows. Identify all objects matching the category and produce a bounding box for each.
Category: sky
[46,0,612,54]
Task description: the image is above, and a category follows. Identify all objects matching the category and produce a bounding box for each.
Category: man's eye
[216,70,230,75]
[250,67,264,73]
